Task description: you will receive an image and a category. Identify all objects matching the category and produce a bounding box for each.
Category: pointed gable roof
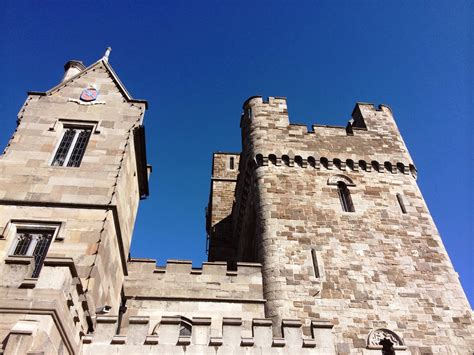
[28,57,148,109]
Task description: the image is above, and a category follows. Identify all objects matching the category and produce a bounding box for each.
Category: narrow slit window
[396,193,407,214]
[337,181,355,212]
[52,127,92,167]
[311,248,320,278]
[229,157,235,170]
[11,229,54,278]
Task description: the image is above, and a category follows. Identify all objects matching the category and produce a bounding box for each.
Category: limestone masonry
[0,53,472,354]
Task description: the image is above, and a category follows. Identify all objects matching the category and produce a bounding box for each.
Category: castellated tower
[207,96,473,352]
[0,52,149,354]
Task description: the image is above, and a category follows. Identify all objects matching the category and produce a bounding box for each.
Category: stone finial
[103,47,112,63]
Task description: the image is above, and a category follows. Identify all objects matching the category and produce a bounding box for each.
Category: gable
[28,59,148,110]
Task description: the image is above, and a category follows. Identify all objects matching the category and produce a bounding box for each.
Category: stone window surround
[48,118,101,134]
[1,219,64,256]
[49,119,98,167]
[1,220,64,287]
[366,328,407,351]
[229,156,235,170]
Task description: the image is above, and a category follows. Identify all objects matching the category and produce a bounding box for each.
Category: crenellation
[81,315,339,354]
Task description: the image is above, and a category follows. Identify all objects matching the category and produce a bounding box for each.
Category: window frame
[337,181,355,213]
[327,175,356,213]
[4,221,62,278]
[50,120,98,168]
[10,229,55,278]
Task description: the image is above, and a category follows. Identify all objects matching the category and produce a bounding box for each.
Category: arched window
[308,156,316,168]
[384,161,393,173]
[282,155,290,166]
[337,181,355,212]
[359,160,367,171]
[333,158,342,170]
[367,328,404,353]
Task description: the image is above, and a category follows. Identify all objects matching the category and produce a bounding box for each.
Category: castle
[0,52,472,354]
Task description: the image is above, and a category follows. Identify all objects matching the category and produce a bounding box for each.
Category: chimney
[62,60,86,82]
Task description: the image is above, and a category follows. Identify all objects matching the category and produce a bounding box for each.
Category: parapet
[125,259,263,302]
[82,315,336,354]
[237,97,414,174]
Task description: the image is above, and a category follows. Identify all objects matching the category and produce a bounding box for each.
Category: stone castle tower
[0,53,472,354]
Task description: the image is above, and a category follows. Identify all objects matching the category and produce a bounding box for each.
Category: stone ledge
[19,278,38,289]
[5,255,32,265]
[144,335,159,345]
[209,337,223,346]
[241,337,255,346]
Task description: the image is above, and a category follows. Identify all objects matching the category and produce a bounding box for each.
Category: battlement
[236,97,414,183]
[82,315,336,354]
[125,259,263,302]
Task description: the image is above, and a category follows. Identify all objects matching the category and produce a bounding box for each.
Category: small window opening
[52,127,92,167]
[359,160,367,171]
[337,181,355,212]
[282,155,290,166]
[333,158,342,170]
[396,193,407,214]
[308,156,316,168]
[11,229,54,278]
[229,157,235,170]
[384,161,393,172]
[311,249,320,278]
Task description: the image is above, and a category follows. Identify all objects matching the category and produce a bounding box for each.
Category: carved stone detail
[367,328,403,346]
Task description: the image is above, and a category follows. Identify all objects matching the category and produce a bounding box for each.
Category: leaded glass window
[52,127,91,167]
[11,230,54,278]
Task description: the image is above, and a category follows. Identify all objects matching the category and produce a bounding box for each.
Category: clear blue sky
[1,1,472,305]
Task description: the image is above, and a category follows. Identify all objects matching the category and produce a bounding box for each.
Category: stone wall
[82,315,337,354]
[123,259,264,331]
[207,153,240,262]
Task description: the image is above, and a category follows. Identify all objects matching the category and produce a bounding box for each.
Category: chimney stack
[62,60,86,82]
